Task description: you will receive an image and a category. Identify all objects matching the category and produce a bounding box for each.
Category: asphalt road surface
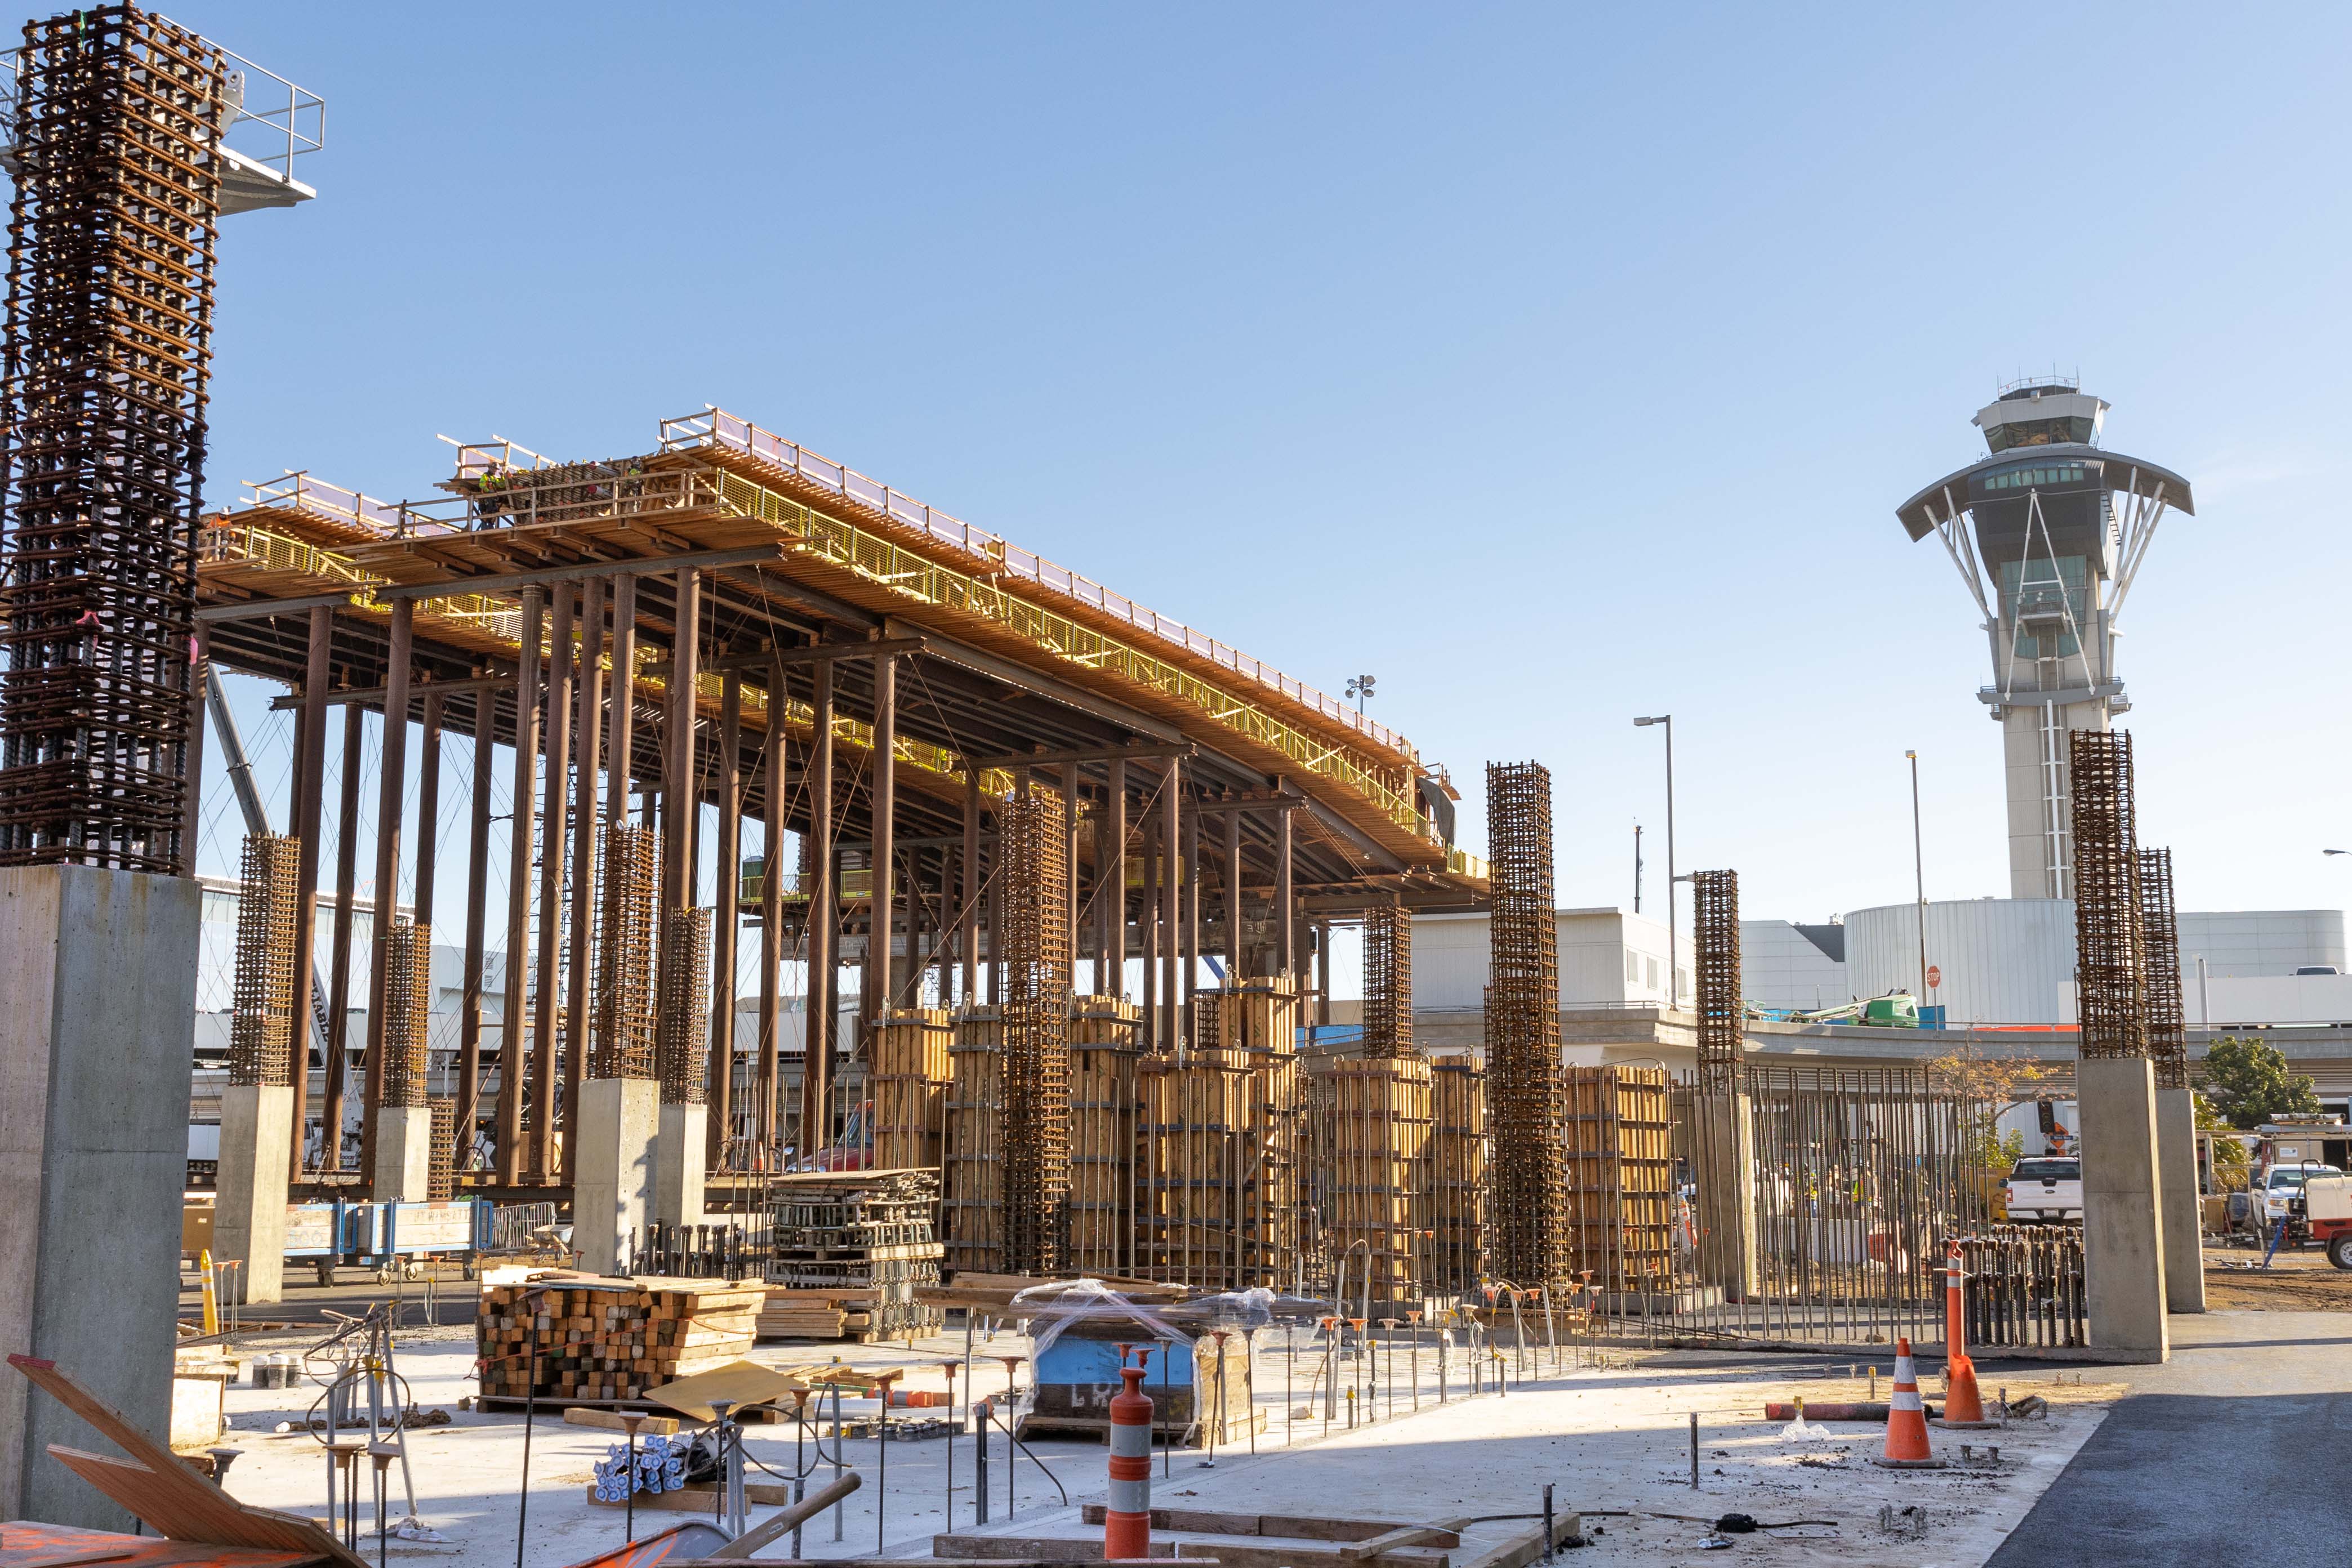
[1986,1310,2352,1568]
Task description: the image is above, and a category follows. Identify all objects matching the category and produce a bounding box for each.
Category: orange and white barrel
[1104,1364,1153,1558]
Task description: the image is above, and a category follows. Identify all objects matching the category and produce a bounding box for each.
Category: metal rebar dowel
[1543,1484,1556,1563]
[1689,1410,1699,1489]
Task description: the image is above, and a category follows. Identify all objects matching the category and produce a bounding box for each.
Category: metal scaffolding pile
[228,831,299,1087]
[1428,1059,1485,1298]
[1068,994,1142,1278]
[0,6,226,872]
[1361,898,1413,1059]
[591,822,657,1079]
[1484,760,1568,1288]
[377,919,433,1108]
[657,906,712,1102]
[999,790,1073,1275]
[869,1006,951,1171]
[1691,870,1743,1095]
[2069,730,2145,1058]
[2139,845,2186,1089]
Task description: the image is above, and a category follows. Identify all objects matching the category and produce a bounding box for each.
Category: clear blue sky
[190,2,2352,942]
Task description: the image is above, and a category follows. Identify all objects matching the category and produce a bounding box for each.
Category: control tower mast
[1895,381,2194,900]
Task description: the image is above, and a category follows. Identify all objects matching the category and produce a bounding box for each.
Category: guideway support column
[2078,1056,2170,1362]
[577,1078,661,1275]
[214,1083,291,1302]
[0,866,203,1528]
[2155,1086,2204,1313]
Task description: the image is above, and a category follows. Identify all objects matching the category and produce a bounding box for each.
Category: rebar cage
[2139,845,2186,1089]
[227,831,298,1086]
[1484,760,1569,1288]
[2070,730,2145,1059]
[0,6,227,872]
[999,789,1073,1274]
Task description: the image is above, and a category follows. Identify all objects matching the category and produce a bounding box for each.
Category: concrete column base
[0,866,202,1528]
[371,1103,434,1202]
[2156,1087,2206,1314]
[654,1101,707,1230]
[1698,1089,1759,1301]
[576,1079,660,1275]
[2079,1057,2170,1362]
[214,1083,292,1303]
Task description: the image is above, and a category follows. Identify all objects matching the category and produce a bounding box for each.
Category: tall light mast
[1895,381,2194,899]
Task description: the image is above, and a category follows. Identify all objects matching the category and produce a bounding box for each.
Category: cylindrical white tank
[1844,898,2076,1025]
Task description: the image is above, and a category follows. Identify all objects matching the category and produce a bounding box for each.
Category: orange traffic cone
[1868,1337,1945,1469]
[1934,1244,1997,1430]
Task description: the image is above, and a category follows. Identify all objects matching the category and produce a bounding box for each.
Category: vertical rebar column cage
[377,919,433,1108]
[227,831,299,1086]
[591,823,658,1079]
[2069,730,2145,1059]
[1483,760,1569,1289]
[1361,898,1414,1059]
[2139,845,2186,1089]
[657,906,712,1103]
[1691,870,1743,1095]
[0,6,229,872]
[1000,789,1072,1274]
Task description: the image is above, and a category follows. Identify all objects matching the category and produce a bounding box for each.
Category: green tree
[2195,1093,2251,1190]
[2199,1036,2321,1130]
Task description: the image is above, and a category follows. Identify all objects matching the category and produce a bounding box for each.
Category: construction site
[0,10,2344,1568]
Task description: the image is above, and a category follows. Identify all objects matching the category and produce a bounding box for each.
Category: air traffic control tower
[1896,382,2194,900]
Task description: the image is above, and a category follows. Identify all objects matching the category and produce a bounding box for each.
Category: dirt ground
[2202,1240,2352,1311]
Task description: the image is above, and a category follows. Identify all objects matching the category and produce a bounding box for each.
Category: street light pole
[1907,750,1927,1010]
[1634,716,1675,1005]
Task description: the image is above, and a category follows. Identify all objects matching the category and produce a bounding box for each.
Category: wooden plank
[562,1407,681,1436]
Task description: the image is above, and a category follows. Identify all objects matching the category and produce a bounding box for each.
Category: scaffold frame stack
[2139,845,2186,1089]
[0,5,228,872]
[999,790,1073,1274]
[591,822,658,1079]
[228,831,299,1086]
[1484,760,1569,1288]
[2070,730,2145,1059]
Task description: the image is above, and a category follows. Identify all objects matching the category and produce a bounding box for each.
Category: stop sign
[1926,965,1942,989]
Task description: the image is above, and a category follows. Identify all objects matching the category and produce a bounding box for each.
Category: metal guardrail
[661,408,1420,762]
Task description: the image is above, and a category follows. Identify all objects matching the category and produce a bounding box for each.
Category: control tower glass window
[1999,555,2086,660]
[1977,462,2092,496]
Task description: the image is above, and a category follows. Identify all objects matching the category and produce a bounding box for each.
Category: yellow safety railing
[702,468,1428,841]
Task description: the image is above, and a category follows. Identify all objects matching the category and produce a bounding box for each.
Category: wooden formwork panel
[1561,1065,1674,1290]
[1069,995,1142,1279]
[871,1007,952,1174]
[943,1008,1004,1275]
[1429,1058,1485,1296]
[1138,1054,1260,1293]
[1313,1056,1432,1303]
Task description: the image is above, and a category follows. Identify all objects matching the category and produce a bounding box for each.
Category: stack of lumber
[756,1287,876,1340]
[476,1272,763,1401]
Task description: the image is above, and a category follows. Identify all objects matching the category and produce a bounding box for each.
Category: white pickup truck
[2003,1156,2083,1224]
